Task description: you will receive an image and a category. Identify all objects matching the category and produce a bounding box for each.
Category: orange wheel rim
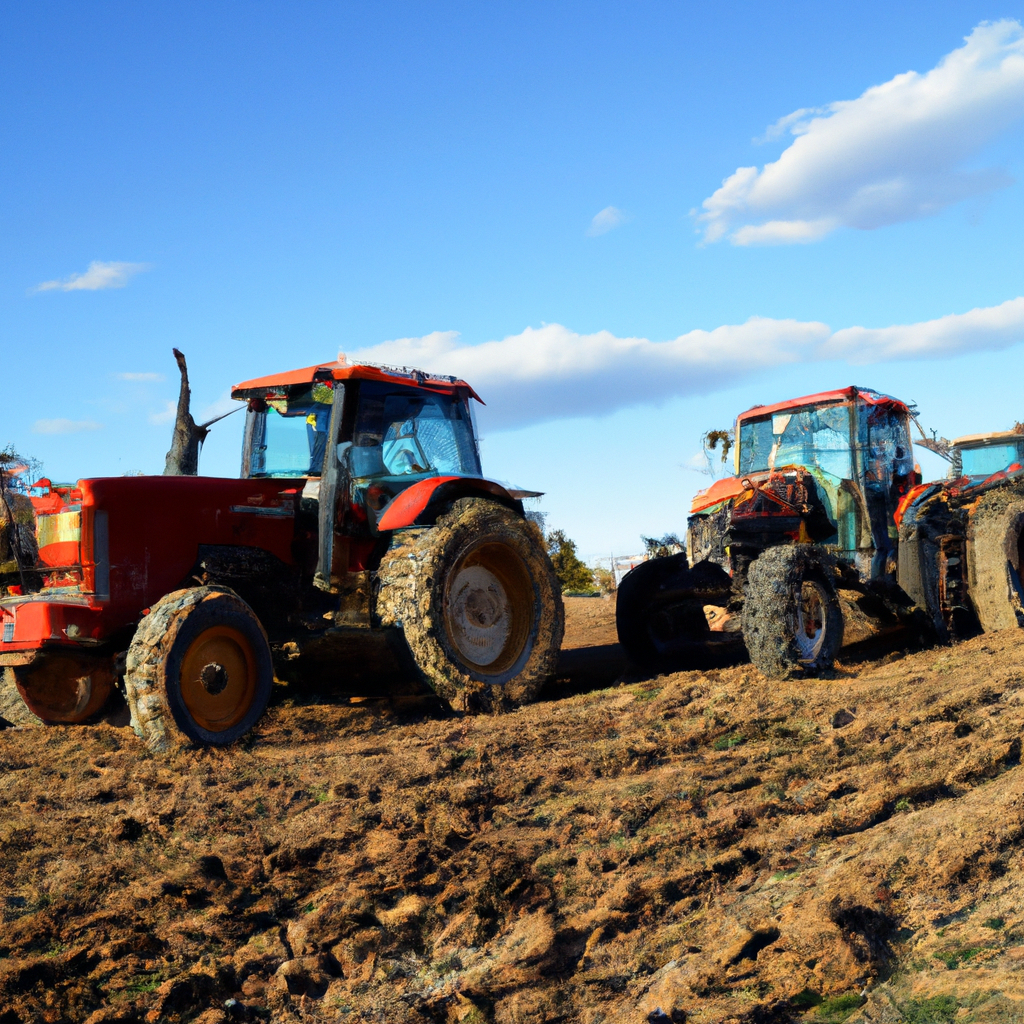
[178,625,258,732]
[15,657,114,723]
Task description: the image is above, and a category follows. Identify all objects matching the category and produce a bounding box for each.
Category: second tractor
[617,386,1024,678]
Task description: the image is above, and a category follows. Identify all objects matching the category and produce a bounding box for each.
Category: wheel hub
[448,565,512,667]
[13,655,114,724]
[179,626,257,732]
[200,662,229,696]
[795,579,827,662]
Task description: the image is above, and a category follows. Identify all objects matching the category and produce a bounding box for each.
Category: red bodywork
[375,476,519,532]
[2,476,296,653]
[691,476,745,515]
[1,359,522,663]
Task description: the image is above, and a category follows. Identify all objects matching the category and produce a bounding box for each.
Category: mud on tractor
[617,386,1024,678]
[0,358,564,750]
[899,425,1024,643]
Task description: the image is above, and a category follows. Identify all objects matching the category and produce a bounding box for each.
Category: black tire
[897,499,947,641]
[741,545,844,679]
[967,489,1024,633]
[615,554,734,670]
[124,587,273,753]
[0,667,42,727]
[375,498,564,713]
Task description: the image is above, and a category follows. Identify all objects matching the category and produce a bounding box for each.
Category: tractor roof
[951,429,1024,449]
[736,386,908,424]
[231,358,483,404]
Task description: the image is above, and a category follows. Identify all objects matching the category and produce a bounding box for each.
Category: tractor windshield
[738,403,853,479]
[960,443,1023,478]
[248,382,334,478]
[350,384,481,480]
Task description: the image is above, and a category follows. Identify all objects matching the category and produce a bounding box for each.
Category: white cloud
[698,20,1024,245]
[148,401,178,425]
[34,260,152,293]
[587,206,628,236]
[197,391,241,424]
[351,296,1024,431]
[826,296,1024,362]
[33,419,102,435]
[353,320,827,429]
[115,372,164,382]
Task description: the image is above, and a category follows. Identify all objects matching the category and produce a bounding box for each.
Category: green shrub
[933,945,981,969]
[815,992,865,1021]
[791,988,822,1008]
[901,995,958,1023]
[713,733,745,751]
[547,529,596,594]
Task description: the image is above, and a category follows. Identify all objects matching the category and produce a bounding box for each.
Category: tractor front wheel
[741,545,844,679]
[376,499,564,713]
[124,587,273,753]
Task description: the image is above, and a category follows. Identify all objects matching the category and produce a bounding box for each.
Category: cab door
[314,382,348,592]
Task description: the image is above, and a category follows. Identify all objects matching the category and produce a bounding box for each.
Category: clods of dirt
[1,598,1024,1023]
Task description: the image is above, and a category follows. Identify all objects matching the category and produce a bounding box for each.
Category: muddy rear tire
[0,667,42,727]
[616,554,734,670]
[967,490,1024,633]
[124,587,273,754]
[376,498,563,713]
[741,545,843,679]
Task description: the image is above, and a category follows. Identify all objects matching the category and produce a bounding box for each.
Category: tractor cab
[233,358,484,521]
[691,387,917,580]
[949,430,1024,484]
[231,357,506,593]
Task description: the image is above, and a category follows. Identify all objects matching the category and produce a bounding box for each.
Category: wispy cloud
[198,391,241,424]
[825,296,1024,362]
[115,372,164,382]
[352,296,1024,430]
[698,20,1024,245]
[33,419,102,435]
[148,401,178,425]
[34,260,152,293]
[587,206,628,236]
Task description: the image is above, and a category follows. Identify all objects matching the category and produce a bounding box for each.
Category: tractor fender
[894,483,940,531]
[376,477,524,531]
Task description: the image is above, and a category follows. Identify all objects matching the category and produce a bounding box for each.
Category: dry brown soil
[2,596,1024,1024]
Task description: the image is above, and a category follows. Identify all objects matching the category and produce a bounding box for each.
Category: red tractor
[617,385,1024,679]
[0,358,564,750]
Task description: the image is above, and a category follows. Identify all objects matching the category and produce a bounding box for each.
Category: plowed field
[2,596,1023,1024]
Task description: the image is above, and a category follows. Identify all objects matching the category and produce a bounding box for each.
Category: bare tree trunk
[163,349,209,476]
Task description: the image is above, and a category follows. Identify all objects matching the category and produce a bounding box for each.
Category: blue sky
[3,2,1024,558]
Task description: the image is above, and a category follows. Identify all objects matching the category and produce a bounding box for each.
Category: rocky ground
[2,596,1024,1024]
